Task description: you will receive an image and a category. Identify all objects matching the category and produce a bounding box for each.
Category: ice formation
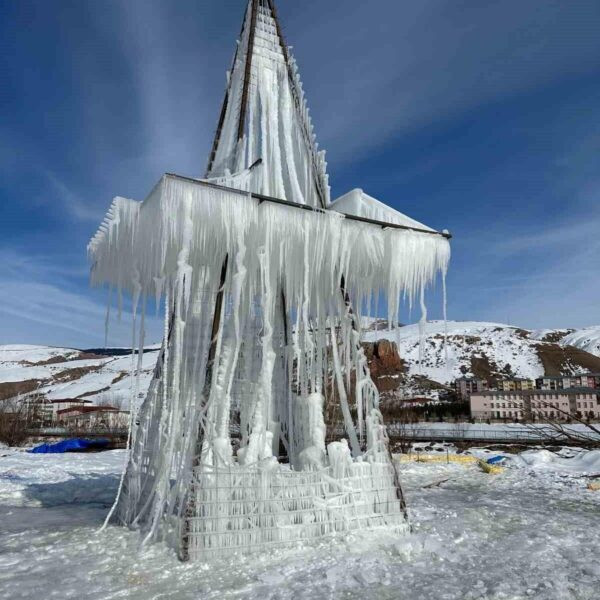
[89,0,451,561]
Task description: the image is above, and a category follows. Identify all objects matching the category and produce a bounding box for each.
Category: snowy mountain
[1,321,600,404]
[363,321,600,385]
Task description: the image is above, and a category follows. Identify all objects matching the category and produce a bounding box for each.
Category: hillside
[363,321,600,385]
[0,345,158,408]
[1,321,600,406]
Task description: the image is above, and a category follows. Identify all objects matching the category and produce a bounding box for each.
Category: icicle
[442,267,449,375]
[330,325,360,457]
[88,169,448,559]
[104,285,112,348]
[418,286,428,376]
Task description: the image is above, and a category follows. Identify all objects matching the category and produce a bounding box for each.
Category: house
[47,398,93,422]
[470,388,600,422]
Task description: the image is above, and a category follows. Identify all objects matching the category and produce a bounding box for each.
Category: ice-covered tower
[205,0,329,207]
[90,0,451,562]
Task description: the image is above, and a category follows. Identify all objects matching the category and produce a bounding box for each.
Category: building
[47,398,93,422]
[57,406,130,430]
[536,373,600,390]
[578,373,600,389]
[470,388,600,422]
[496,378,535,392]
[454,377,488,399]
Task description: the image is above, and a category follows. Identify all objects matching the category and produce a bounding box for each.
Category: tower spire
[205,0,330,208]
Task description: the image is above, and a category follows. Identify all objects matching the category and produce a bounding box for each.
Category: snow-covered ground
[1,448,599,599]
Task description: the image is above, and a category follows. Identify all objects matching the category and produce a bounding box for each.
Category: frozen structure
[89,0,451,561]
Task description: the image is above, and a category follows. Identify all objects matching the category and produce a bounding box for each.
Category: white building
[471,388,599,422]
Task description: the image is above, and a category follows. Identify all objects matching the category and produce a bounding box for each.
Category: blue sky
[1,0,600,348]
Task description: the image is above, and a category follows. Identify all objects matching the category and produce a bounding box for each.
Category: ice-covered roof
[330,189,437,232]
[206,1,329,208]
[89,174,450,329]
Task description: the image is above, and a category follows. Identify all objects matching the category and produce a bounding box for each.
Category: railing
[28,427,128,438]
[384,424,600,443]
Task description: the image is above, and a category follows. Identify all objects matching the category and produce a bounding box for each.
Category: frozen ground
[1,448,599,600]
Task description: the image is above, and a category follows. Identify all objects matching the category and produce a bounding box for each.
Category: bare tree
[0,396,41,447]
[525,400,600,448]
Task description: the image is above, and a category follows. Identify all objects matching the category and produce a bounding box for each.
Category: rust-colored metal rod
[205,88,230,177]
[180,254,229,562]
[237,0,259,141]
[339,274,411,526]
[206,255,230,375]
[205,2,249,176]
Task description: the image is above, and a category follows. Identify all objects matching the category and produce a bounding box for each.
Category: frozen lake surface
[1,448,599,599]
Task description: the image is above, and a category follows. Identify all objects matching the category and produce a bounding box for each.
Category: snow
[511,449,600,473]
[0,345,159,410]
[364,320,545,384]
[207,2,330,207]
[330,188,436,231]
[1,449,599,599]
[0,345,79,364]
[561,326,600,358]
[364,320,600,384]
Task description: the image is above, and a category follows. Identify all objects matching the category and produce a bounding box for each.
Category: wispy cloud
[0,248,162,347]
[286,0,600,164]
[42,170,106,222]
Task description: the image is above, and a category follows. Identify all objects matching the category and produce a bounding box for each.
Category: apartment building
[470,388,599,422]
[454,377,488,399]
[535,373,600,390]
[496,378,535,392]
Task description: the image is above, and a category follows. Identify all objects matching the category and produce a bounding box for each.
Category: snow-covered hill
[1,321,600,403]
[364,321,600,385]
[560,326,600,357]
[0,345,158,408]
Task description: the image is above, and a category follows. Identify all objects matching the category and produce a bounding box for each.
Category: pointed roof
[205,0,329,208]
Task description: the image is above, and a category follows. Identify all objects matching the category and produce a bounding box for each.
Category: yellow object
[395,453,477,465]
[477,459,505,475]
[587,481,600,491]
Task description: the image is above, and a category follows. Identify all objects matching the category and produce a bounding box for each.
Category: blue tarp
[30,438,110,454]
[486,455,506,465]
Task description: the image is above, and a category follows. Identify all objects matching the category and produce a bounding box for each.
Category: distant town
[456,373,600,423]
